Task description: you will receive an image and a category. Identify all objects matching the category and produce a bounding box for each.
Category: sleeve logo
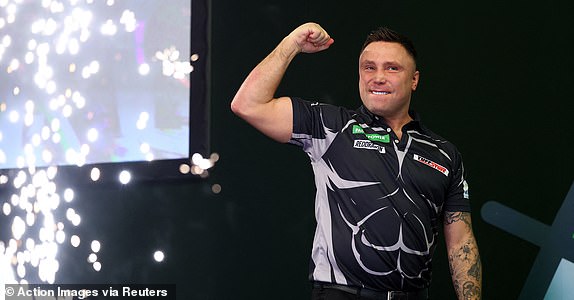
[413,154,449,176]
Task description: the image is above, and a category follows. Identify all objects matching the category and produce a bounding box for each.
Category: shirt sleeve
[288,97,321,149]
[288,97,353,161]
[443,149,471,213]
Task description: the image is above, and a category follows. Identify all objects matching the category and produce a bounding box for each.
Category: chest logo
[353,140,386,153]
[352,125,390,143]
[413,154,449,176]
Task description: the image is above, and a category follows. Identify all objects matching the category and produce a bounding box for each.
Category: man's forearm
[444,211,482,300]
[232,23,332,114]
[231,37,299,113]
[448,235,482,299]
[230,23,332,143]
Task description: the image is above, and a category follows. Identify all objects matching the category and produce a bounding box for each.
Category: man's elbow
[231,94,268,122]
[230,95,248,118]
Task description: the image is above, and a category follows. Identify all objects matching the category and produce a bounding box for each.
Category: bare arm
[444,211,482,300]
[230,22,334,143]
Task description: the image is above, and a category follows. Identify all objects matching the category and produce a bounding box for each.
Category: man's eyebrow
[360,59,375,64]
[383,60,402,66]
[360,59,403,67]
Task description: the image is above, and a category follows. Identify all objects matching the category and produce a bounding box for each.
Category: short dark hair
[361,27,417,68]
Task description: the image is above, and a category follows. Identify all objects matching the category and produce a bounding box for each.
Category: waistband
[313,282,428,300]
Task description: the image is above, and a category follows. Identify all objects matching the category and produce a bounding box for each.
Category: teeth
[372,91,390,95]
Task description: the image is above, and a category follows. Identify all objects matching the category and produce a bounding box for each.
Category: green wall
[46,1,574,299]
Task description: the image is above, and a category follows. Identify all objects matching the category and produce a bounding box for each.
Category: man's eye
[387,66,399,71]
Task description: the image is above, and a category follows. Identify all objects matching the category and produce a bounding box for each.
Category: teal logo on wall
[481,182,574,300]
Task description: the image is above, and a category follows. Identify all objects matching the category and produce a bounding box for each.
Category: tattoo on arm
[446,212,482,299]
[444,211,471,226]
[463,281,481,299]
[449,241,482,299]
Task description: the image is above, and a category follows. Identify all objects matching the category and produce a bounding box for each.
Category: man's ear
[412,70,420,91]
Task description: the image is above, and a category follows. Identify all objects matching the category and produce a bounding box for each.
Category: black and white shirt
[289,97,470,292]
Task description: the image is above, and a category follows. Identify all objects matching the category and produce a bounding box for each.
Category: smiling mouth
[371,91,391,95]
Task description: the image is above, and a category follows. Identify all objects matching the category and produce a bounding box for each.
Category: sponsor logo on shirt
[353,140,386,153]
[413,154,449,176]
[352,125,390,143]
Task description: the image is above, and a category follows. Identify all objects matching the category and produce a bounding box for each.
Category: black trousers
[312,285,358,300]
[311,283,430,300]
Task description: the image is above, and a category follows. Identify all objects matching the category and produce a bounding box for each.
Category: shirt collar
[355,105,426,132]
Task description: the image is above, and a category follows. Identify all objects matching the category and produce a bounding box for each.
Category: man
[231,22,481,300]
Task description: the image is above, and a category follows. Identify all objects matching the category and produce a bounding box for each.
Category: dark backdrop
[13,1,574,299]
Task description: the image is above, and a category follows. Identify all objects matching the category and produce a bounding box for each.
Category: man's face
[358,41,419,119]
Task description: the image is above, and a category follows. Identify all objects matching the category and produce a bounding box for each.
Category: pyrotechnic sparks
[0,0,193,285]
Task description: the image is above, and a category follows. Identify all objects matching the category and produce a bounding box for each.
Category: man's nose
[374,70,387,83]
